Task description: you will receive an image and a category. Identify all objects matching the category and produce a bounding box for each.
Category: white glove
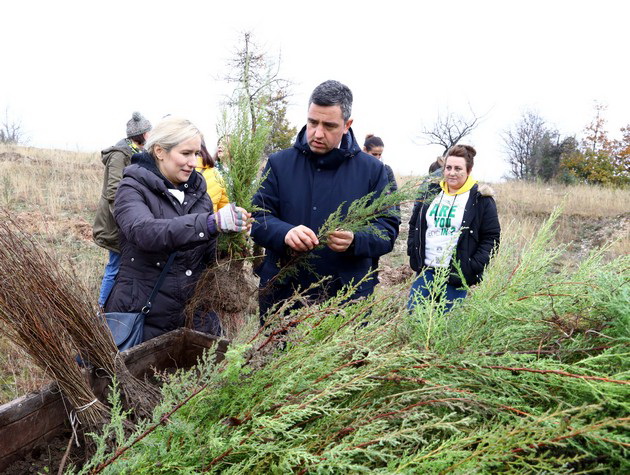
[214,203,247,233]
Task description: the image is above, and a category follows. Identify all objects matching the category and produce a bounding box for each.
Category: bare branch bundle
[0,213,159,420]
[36,252,161,418]
[0,216,109,430]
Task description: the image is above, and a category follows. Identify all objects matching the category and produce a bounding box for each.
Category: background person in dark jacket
[428,156,445,177]
[251,80,400,319]
[104,116,251,342]
[363,134,397,191]
[363,134,398,277]
[93,112,152,308]
[407,144,500,311]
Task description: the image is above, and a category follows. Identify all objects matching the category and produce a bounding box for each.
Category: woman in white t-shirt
[406,145,501,311]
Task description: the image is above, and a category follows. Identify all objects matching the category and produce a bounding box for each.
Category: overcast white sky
[2,0,628,181]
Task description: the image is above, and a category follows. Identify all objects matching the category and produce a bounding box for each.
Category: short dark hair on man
[309,80,353,122]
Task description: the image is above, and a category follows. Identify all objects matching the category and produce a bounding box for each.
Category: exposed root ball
[187,258,257,337]
[112,359,161,420]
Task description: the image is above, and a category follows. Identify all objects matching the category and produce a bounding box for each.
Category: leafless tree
[421,108,482,156]
[0,108,26,144]
[220,31,297,155]
[502,110,548,180]
[224,32,291,133]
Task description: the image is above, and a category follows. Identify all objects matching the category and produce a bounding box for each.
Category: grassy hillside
[0,144,628,405]
[0,144,104,401]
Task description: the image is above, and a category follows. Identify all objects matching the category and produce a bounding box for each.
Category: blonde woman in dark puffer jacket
[105,117,251,342]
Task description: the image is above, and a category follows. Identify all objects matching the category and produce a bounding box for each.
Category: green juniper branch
[261,177,428,292]
[216,92,270,259]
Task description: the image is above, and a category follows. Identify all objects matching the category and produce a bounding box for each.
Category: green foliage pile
[82,212,629,474]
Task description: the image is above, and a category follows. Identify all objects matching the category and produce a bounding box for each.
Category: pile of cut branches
[0,214,159,435]
[83,211,629,474]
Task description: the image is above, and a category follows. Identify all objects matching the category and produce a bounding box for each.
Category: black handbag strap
[141,253,176,315]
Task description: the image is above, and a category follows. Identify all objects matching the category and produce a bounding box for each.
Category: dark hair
[199,140,214,168]
[309,80,353,122]
[213,135,229,163]
[445,144,476,172]
[129,133,147,146]
[216,134,228,147]
[364,134,384,151]
[428,160,442,174]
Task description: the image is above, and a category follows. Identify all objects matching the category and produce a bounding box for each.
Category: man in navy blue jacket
[251,80,400,319]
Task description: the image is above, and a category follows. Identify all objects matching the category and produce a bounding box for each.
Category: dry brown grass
[0,144,101,214]
[493,180,630,259]
[0,337,50,402]
[0,143,105,403]
[494,180,630,216]
[0,143,105,279]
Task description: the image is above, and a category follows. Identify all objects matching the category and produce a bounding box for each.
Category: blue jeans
[407,268,467,312]
[98,250,121,307]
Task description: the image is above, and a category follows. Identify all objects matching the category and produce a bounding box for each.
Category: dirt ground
[13,211,93,242]
[571,213,630,258]
[378,262,415,287]
[3,433,85,474]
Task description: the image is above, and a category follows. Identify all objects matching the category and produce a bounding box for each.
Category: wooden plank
[0,388,69,471]
[0,395,67,454]
[180,344,227,367]
[0,383,61,425]
[123,329,187,375]
[183,329,221,347]
[181,330,228,366]
[123,329,224,374]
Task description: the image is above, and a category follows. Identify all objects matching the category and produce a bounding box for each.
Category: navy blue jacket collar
[293,125,361,170]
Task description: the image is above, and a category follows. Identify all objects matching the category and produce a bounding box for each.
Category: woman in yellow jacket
[196,140,229,213]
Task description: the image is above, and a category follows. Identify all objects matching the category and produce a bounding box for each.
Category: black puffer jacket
[104,151,217,341]
[407,182,500,287]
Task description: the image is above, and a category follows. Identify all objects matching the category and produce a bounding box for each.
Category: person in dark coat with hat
[251,80,400,320]
[93,112,152,308]
[104,116,251,342]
